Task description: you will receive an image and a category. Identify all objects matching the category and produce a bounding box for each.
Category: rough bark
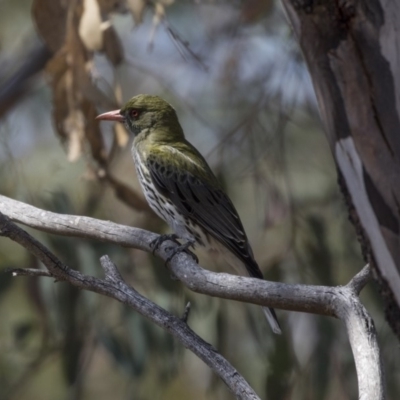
[281,0,400,339]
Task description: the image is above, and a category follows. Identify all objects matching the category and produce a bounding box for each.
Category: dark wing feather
[147,149,263,279]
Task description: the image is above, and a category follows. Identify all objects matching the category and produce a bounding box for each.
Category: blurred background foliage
[0,0,399,399]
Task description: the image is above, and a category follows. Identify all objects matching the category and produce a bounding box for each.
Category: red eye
[130,109,140,119]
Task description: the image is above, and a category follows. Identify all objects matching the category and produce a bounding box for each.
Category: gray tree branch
[0,211,260,400]
[0,195,385,399]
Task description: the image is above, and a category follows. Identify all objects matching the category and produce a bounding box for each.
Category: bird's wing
[146,144,263,278]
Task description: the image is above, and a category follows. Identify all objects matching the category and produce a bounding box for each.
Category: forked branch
[0,195,385,399]
[0,211,260,400]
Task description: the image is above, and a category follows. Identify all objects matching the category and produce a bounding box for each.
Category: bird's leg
[165,239,199,264]
[150,233,180,255]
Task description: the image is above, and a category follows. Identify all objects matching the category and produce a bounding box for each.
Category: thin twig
[165,21,209,72]
[181,302,191,323]
[5,268,53,278]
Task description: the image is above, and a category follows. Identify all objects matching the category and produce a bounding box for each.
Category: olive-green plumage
[97,94,281,334]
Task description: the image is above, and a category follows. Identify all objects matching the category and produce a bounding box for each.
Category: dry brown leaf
[114,82,123,105]
[46,39,85,162]
[45,48,68,83]
[64,109,86,162]
[79,0,103,51]
[84,101,108,165]
[32,0,68,52]
[66,5,117,108]
[40,1,122,165]
[102,24,124,66]
[42,4,86,155]
[127,0,147,25]
[68,30,116,108]
[114,123,129,147]
[51,70,70,142]
[65,2,89,77]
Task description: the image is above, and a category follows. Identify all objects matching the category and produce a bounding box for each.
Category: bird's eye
[130,109,140,119]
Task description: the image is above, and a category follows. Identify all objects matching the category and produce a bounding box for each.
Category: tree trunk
[281,0,400,338]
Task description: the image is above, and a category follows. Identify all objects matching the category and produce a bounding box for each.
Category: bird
[96,94,281,334]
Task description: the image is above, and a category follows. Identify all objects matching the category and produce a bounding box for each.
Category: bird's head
[96,94,184,142]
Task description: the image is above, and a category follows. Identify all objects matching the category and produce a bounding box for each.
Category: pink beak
[96,109,125,122]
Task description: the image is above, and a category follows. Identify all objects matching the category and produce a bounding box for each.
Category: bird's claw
[150,233,180,255]
[165,240,198,265]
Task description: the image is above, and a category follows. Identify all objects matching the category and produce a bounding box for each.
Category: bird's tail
[217,249,282,334]
[262,307,282,335]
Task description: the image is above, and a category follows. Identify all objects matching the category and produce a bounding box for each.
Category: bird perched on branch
[96,94,281,334]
